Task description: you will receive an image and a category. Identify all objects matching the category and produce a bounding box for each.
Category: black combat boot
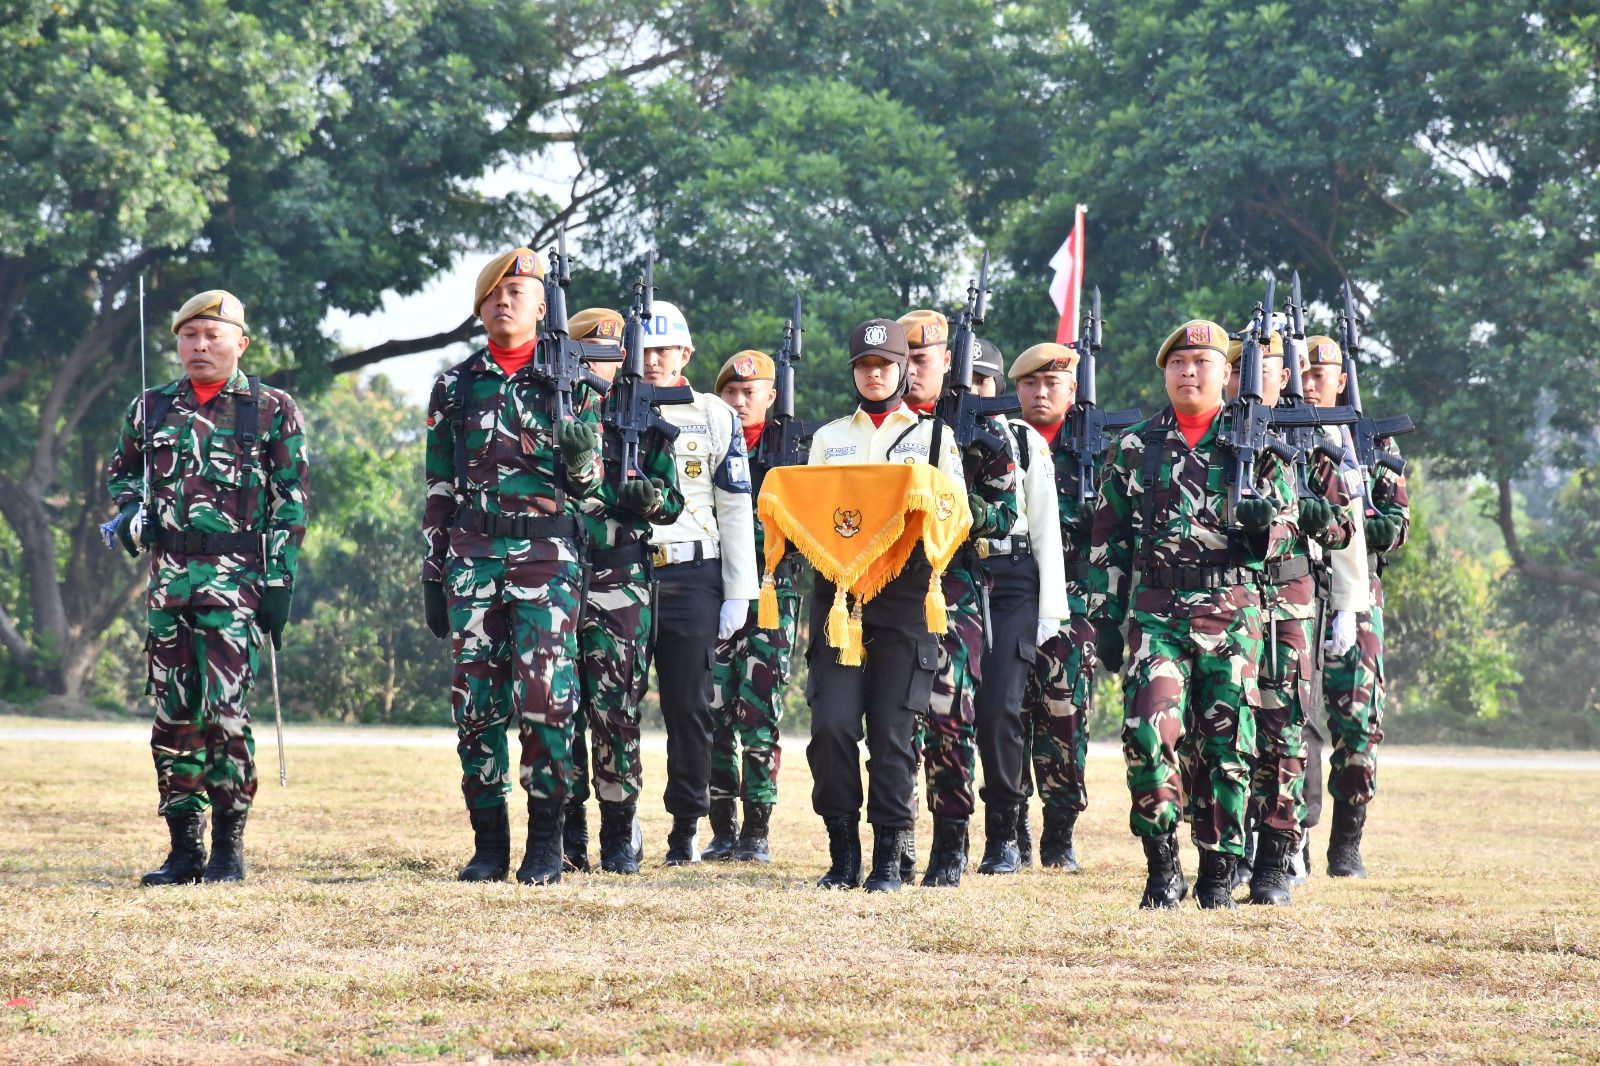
[1194,848,1239,909]
[1232,808,1259,889]
[1138,831,1187,909]
[977,803,1021,875]
[1039,807,1080,871]
[701,798,739,862]
[899,825,916,884]
[597,801,639,874]
[817,815,862,889]
[920,816,968,887]
[563,799,590,873]
[141,810,207,886]
[515,796,565,886]
[734,801,772,863]
[863,826,912,893]
[663,815,699,866]
[1016,800,1034,868]
[457,803,511,882]
[203,807,248,883]
[1327,799,1368,878]
[1248,827,1296,906]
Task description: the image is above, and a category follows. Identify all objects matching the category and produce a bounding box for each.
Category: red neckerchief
[190,377,227,406]
[741,420,765,452]
[1036,418,1065,447]
[1176,405,1222,448]
[487,338,536,376]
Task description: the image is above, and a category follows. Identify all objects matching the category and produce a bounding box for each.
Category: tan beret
[897,309,949,349]
[569,307,624,343]
[1156,319,1229,367]
[171,289,246,335]
[1305,334,1343,366]
[472,247,545,316]
[714,349,776,392]
[1224,328,1286,364]
[1008,342,1080,381]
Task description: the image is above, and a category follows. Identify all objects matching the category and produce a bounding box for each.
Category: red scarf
[488,338,536,377]
[1036,419,1065,447]
[909,400,936,416]
[742,420,765,452]
[1176,405,1221,448]
[190,377,226,406]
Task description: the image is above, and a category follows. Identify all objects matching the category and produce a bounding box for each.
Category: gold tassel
[925,570,950,634]
[838,598,864,666]
[757,573,779,629]
[826,586,850,651]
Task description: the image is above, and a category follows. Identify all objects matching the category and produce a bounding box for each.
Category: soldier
[1222,331,1362,904]
[639,302,760,864]
[899,310,1018,887]
[806,319,966,892]
[1008,342,1103,871]
[1089,319,1297,909]
[966,342,1069,876]
[106,289,308,885]
[705,350,799,863]
[1303,334,1409,878]
[562,306,684,874]
[420,247,604,886]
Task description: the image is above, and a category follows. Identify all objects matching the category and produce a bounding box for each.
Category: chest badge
[686,440,699,451]
[685,459,703,479]
[834,508,862,538]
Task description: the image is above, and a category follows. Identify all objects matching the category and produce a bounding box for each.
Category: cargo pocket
[902,639,940,712]
[1015,634,1038,668]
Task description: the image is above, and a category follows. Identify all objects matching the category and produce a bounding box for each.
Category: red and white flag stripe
[1049,204,1086,345]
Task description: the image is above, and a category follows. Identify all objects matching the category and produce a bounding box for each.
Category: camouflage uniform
[1089,406,1297,858]
[1324,435,1410,806]
[422,350,602,809]
[106,371,308,816]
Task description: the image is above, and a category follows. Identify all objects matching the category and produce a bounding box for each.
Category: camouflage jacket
[1371,435,1411,555]
[1089,405,1297,624]
[105,370,308,612]
[1042,421,1112,620]
[422,349,604,583]
[1262,441,1358,623]
[937,411,1017,579]
[578,422,685,554]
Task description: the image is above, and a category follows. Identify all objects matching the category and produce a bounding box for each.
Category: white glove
[1324,610,1356,659]
[718,599,749,641]
[1035,617,1060,647]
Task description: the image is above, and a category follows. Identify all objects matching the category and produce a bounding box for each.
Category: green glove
[1366,514,1401,552]
[422,581,449,640]
[1298,497,1335,536]
[1236,497,1277,532]
[968,492,996,537]
[1094,619,1125,674]
[618,477,662,516]
[558,420,599,468]
[257,586,293,650]
[115,501,142,558]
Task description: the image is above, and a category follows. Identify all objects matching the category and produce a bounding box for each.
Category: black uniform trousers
[973,551,1038,808]
[806,560,941,830]
[650,560,722,819]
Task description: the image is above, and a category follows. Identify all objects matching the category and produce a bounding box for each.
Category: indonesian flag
[1049,204,1087,345]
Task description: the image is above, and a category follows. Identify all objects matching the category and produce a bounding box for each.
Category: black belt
[986,538,1033,557]
[455,509,579,541]
[1141,565,1253,591]
[1262,556,1312,586]
[589,540,648,570]
[153,529,260,555]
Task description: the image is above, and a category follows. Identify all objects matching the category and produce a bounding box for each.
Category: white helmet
[642,300,694,352]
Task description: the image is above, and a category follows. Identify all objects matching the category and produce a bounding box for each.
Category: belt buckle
[977,539,991,560]
[652,545,669,568]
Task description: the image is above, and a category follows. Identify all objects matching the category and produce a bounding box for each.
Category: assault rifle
[1337,281,1414,485]
[1062,285,1141,508]
[1218,277,1298,510]
[538,226,620,420]
[604,251,692,486]
[753,293,813,492]
[932,251,1017,457]
[1274,271,1356,499]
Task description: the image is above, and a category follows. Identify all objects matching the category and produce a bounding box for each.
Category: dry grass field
[2,718,1597,1065]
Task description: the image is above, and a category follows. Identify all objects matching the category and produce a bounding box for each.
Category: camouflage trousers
[146,605,260,816]
[1021,614,1096,812]
[710,575,799,805]
[919,567,984,819]
[1323,593,1386,806]
[1125,601,1262,857]
[1251,612,1314,840]
[570,562,652,806]
[447,553,581,810]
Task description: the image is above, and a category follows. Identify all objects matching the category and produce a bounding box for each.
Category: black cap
[848,318,909,364]
[974,338,1004,381]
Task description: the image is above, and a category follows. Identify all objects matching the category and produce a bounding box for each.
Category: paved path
[1,721,1597,771]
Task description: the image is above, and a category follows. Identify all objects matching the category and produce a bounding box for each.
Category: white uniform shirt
[1002,419,1070,620]
[1323,425,1371,613]
[807,402,964,486]
[655,389,759,600]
